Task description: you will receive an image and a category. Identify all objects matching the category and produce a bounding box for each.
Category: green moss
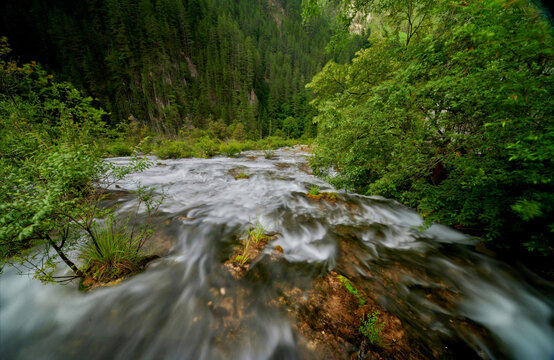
[337,274,366,306]
[234,172,249,180]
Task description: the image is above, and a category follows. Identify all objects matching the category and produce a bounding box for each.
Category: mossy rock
[306,192,341,202]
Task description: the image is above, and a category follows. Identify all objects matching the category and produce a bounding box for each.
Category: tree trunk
[46,236,83,277]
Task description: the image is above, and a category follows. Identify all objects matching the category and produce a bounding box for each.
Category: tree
[306,1,554,257]
[0,41,157,283]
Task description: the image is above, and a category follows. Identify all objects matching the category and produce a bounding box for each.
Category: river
[1,147,553,359]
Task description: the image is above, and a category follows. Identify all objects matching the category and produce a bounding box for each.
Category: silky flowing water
[1,147,553,359]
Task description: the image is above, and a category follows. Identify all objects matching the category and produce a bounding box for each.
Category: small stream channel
[1,147,553,359]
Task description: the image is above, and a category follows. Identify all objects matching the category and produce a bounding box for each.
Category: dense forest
[1,0,337,138]
[1,0,553,274]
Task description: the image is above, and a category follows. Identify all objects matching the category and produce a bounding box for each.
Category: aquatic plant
[359,311,385,346]
[263,149,275,159]
[80,215,143,283]
[233,237,252,266]
[248,221,267,243]
[235,172,249,180]
[308,185,320,196]
[233,253,250,266]
[79,184,164,285]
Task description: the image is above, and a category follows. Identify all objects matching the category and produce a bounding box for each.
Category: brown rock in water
[276,272,419,360]
[228,166,250,180]
[275,162,292,170]
[223,234,277,279]
[178,216,195,221]
[298,162,313,175]
[306,192,342,202]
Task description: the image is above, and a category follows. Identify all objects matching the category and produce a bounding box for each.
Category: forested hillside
[0,0,331,138]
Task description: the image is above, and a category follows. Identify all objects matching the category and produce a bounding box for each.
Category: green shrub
[0,39,159,284]
[193,136,220,158]
[239,140,257,151]
[106,142,133,157]
[219,141,241,157]
[260,136,294,149]
[135,136,153,154]
[307,0,554,257]
[153,140,194,159]
[359,312,385,345]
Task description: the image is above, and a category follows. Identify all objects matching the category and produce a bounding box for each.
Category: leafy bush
[193,136,220,158]
[0,42,157,283]
[239,140,257,151]
[106,142,133,157]
[359,312,385,345]
[308,1,554,257]
[153,140,194,159]
[219,141,241,157]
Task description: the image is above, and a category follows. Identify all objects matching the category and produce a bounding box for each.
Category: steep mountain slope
[0,0,332,137]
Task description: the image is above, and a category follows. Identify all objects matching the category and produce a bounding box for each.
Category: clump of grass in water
[359,311,385,345]
[234,172,249,180]
[231,220,269,266]
[80,185,164,285]
[308,185,320,196]
[234,239,251,265]
[248,221,268,243]
[233,237,252,265]
[263,149,275,159]
[80,216,144,283]
[233,254,250,265]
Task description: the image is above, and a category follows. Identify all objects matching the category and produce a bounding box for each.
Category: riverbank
[102,134,311,160]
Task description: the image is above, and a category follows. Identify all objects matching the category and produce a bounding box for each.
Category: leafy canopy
[306,1,554,256]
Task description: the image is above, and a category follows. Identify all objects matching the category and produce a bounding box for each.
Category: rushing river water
[1,147,553,360]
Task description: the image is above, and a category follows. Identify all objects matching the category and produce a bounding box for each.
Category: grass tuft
[308,185,320,196]
[248,221,268,243]
[234,172,249,180]
[263,149,275,159]
[80,216,144,283]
